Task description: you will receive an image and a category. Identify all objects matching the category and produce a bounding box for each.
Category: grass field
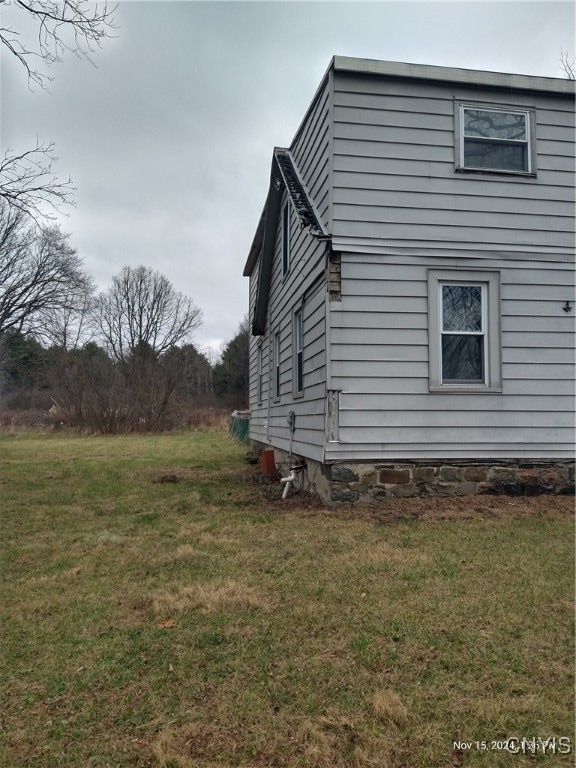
[1,430,574,767]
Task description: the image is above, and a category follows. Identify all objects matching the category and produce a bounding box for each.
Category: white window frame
[273,329,281,401]
[257,341,265,404]
[282,203,290,277]
[293,305,304,398]
[428,269,502,393]
[455,102,536,176]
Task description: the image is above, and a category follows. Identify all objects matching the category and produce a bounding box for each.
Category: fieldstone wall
[325,461,575,504]
[251,442,575,505]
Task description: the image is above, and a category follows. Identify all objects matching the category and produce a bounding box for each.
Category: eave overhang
[243,148,330,336]
[332,56,576,96]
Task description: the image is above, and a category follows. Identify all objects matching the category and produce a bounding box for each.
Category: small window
[257,343,265,403]
[282,204,290,276]
[428,270,502,393]
[293,307,304,396]
[457,104,534,175]
[273,331,281,400]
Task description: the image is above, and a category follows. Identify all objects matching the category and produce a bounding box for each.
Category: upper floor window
[456,104,534,175]
[282,203,290,276]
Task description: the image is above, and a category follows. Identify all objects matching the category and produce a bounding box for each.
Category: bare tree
[94,266,203,431]
[0,202,92,336]
[0,0,117,89]
[96,266,203,364]
[559,49,575,79]
[47,341,125,431]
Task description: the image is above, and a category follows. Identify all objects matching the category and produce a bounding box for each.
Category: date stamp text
[453,737,572,755]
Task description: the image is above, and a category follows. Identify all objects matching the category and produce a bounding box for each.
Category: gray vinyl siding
[326,253,575,461]
[331,73,575,256]
[247,257,268,445]
[324,71,574,461]
[291,76,332,230]
[247,80,331,460]
[248,62,574,464]
[260,217,327,461]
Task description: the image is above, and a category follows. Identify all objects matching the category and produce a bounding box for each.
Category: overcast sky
[1,0,574,355]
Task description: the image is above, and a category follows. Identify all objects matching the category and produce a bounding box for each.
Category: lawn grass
[1,430,574,767]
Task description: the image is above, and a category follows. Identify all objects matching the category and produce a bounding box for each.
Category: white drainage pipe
[280,465,305,500]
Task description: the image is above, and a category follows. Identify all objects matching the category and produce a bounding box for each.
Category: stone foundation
[252,444,575,504]
[325,460,575,503]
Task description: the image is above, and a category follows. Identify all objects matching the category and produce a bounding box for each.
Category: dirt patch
[255,484,573,524]
[146,465,246,485]
[368,493,574,524]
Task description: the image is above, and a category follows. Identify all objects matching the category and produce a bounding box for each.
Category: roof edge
[332,56,575,96]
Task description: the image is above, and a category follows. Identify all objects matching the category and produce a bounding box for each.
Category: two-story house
[243,57,575,503]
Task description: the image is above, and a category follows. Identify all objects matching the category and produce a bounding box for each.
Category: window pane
[295,310,303,351]
[464,109,527,141]
[464,139,528,172]
[274,333,280,397]
[442,335,484,382]
[442,285,482,332]
[297,351,303,392]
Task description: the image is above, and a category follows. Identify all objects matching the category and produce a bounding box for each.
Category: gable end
[245,148,331,336]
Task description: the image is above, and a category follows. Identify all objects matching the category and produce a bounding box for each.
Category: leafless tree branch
[1,0,117,89]
[0,139,76,220]
[559,49,575,79]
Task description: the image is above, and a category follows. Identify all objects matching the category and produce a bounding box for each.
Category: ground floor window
[273,330,281,400]
[257,342,265,403]
[428,269,501,392]
[293,306,304,396]
[441,283,485,383]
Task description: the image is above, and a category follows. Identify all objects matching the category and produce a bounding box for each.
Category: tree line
[0,203,249,430]
[0,215,249,431]
[0,200,248,431]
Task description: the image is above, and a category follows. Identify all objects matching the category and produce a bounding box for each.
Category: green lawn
[1,430,573,767]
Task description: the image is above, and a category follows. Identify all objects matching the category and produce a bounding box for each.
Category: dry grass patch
[335,539,432,570]
[296,715,360,768]
[172,543,202,561]
[152,578,274,619]
[370,688,408,725]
